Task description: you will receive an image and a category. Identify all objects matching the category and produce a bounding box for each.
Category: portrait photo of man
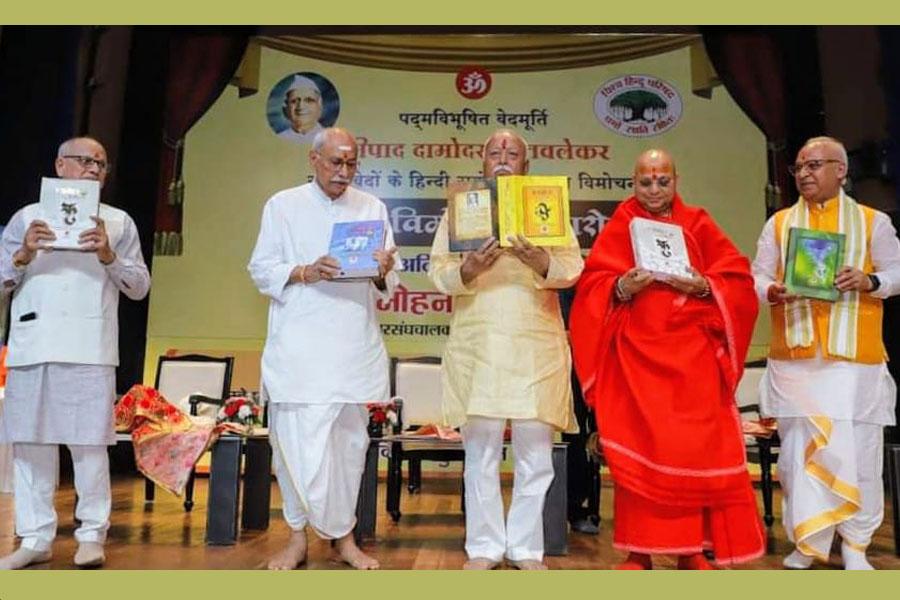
[267,73,341,144]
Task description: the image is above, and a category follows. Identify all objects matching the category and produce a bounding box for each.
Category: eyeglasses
[787,159,842,176]
[320,157,359,171]
[62,155,109,171]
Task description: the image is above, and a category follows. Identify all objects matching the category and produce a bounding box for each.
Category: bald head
[793,136,847,204]
[633,149,676,177]
[310,127,359,200]
[801,137,848,164]
[58,136,104,158]
[482,129,529,178]
[632,149,677,216]
[311,127,356,153]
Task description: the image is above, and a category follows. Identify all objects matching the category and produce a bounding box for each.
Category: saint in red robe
[570,194,765,565]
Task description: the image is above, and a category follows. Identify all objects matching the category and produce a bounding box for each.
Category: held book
[496,175,572,247]
[629,216,692,279]
[784,227,845,302]
[38,177,100,250]
[447,178,498,252]
[328,220,386,279]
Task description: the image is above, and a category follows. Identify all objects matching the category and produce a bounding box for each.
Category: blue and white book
[328,220,386,279]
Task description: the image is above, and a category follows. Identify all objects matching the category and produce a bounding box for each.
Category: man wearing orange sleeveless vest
[753,136,900,570]
[570,149,765,569]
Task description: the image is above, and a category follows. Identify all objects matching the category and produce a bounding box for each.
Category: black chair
[128,354,234,511]
[735,359,779,528]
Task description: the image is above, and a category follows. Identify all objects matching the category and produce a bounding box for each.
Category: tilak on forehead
[635,150,674,179]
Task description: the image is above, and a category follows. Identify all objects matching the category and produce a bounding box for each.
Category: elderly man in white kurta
[754,136,900,570]
[249,128,399,570]
[429,129,584,570]
[0,137,150,569]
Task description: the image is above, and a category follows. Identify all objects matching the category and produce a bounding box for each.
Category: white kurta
[248,181,399,405]
[0,206,150,445]
[752,212,900,424]
[249,182,398,537]
[429,214,584,431]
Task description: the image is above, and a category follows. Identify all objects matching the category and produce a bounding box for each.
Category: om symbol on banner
[455,66,492,100]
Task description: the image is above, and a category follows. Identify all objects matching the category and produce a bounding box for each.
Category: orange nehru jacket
[769,202,884,364]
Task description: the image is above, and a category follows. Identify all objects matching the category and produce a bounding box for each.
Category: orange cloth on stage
[570,194,765,564]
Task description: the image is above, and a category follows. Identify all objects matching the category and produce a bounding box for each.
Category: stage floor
[0,473,897,570]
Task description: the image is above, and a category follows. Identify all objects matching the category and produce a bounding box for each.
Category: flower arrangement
[366,401,399,437]
[216,396,262,428]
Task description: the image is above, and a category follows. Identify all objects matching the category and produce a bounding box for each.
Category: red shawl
[116,385,219,496]
[570,195,758,507]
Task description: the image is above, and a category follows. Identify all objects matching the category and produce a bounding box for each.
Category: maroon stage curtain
[702,28,790,215]
[155,31,250,254]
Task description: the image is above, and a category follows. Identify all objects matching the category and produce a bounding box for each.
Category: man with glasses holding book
[753,136,900,569]
[570,149,765,569]
[249,127,398,570]
[0,137,150,569]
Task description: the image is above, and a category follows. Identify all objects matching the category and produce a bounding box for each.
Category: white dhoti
[762,357,895,560]
[461,417,554,562]
[13,443,110,552]
[778,417,883,559]
[269,402,369,539]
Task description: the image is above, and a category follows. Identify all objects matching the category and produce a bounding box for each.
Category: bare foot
[335,533,379,570]
[267,530,307,570]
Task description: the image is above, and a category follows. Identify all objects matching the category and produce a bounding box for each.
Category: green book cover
[784,227,846,302]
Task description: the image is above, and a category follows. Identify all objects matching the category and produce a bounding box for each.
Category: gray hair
[57,136,104,157]
[803,136,848,165]
[311,127,355,153]
[311,129,330,152]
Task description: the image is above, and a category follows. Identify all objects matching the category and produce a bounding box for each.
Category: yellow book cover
[497,175,571,246]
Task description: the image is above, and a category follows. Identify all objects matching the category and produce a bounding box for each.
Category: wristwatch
[868,274,881,292]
